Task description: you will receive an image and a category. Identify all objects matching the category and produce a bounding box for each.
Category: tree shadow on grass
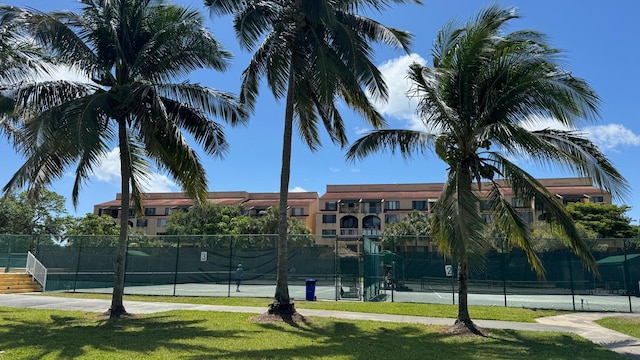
[0,308,243,359]
[191,319,624,360]
[0,308,624,360]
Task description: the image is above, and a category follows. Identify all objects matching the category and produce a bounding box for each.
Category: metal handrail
[26,251,47,292]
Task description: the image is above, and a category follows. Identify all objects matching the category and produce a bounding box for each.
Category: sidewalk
[1,294,639,359]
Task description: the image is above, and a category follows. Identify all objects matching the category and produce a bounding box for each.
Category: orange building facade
[94,178,611,244]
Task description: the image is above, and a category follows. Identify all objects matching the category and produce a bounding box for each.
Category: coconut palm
[1,0,247,318]
[346,5,628,330]
[204,0,420,315]
[0,10,51,142]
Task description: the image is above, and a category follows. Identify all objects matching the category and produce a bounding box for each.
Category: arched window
[363,215,381,229]
[340,215,358,228]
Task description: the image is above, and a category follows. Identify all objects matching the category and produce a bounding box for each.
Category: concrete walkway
[1,294,640,359]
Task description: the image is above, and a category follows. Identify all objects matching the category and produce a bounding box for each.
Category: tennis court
[63,280,640,313]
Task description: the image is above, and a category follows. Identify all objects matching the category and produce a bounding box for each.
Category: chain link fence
[1,234,638,311]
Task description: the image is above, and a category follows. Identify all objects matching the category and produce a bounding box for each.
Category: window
[385,214,400,223]
[481,214,494,223]
[511,197,529,208]
[291,207,304,216]
[340,201,359,213]
[591,196,604,203]
[144,207,156,216]
[128,209,135,218]
[322,214,337,223]
[480,200,495,211]
[157,219,168,227]
[325,201,337,211]
[385,201,400,210]
[164,207,172,216]
[322,229,337,238]
[136,219,148,227]
[340,216,358,228]
[518,211,534,223]
[428,200,437,212]
[363,216,381,229]
[412,201,427,210]
[363,202,381,213]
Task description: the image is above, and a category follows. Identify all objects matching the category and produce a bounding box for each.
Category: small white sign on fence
[444,264,453,277]
[200,251,207,262]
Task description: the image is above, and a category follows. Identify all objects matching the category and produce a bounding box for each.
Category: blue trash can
[305,278,317,301]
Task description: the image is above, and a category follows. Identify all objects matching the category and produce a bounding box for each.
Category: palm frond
[492,155,598,274]
[346,129,435,161]
[152,83,247,127]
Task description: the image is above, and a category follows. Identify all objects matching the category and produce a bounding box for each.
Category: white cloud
[582,124,640,151]
[92,148,121,182]
[350,168,361,173]
[329,167,340,173]
[289,186,307,193]
[141,173,179,193]
[91,148,178,192]
[374,53,427,131]
[519,116,640,151]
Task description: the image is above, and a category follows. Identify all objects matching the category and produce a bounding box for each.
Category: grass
[0,306,624,360]
[595,316,640,338]
[44,292,563,322]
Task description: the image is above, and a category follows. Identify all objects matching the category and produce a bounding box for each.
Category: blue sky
[1,0,640,224]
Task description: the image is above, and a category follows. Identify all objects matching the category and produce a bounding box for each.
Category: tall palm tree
[1,0,247,318]
[204,0,420,315]
[347,5,628,330]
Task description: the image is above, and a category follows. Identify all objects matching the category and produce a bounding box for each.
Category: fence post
[172,236,181,297]
[334,236,338,301]
[568,251,576,311]
[227,236,233,297]
[4,237,11,273]
[623,239,632,312]
[501,237,507,307]
[72,238,82,292]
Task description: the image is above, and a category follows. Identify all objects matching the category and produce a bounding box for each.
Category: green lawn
[595,317,640,338]
[45,292,562,322]
[0,306,624,360]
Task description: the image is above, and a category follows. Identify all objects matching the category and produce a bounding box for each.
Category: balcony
[339,205,361,214]
[363,205,382,214]
[340,228,359,236]
[362,229,381,236]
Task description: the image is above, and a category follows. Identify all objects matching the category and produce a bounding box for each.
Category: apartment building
[314,177,611,247]
[94,191,319,235]
[94,177,611,242]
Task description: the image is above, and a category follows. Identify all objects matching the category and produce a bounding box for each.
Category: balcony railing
[363,206,382,214]
[340,228,359,236]
[362,229,381,236]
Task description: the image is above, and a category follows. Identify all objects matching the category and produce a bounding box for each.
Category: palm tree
[1,0,247,318]
[0,10,51,142]
[347,5,628,331]
[204,0,420,315]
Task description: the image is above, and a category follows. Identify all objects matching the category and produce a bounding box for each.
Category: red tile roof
[321,191,443,200]
[242,199,315,207]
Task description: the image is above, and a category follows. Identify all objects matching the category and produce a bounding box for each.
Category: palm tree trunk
[270,71,295,315]
[456,262,472,325]
[110,119,130,318]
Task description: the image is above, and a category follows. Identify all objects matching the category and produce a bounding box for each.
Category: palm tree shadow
[0,309,241,359]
